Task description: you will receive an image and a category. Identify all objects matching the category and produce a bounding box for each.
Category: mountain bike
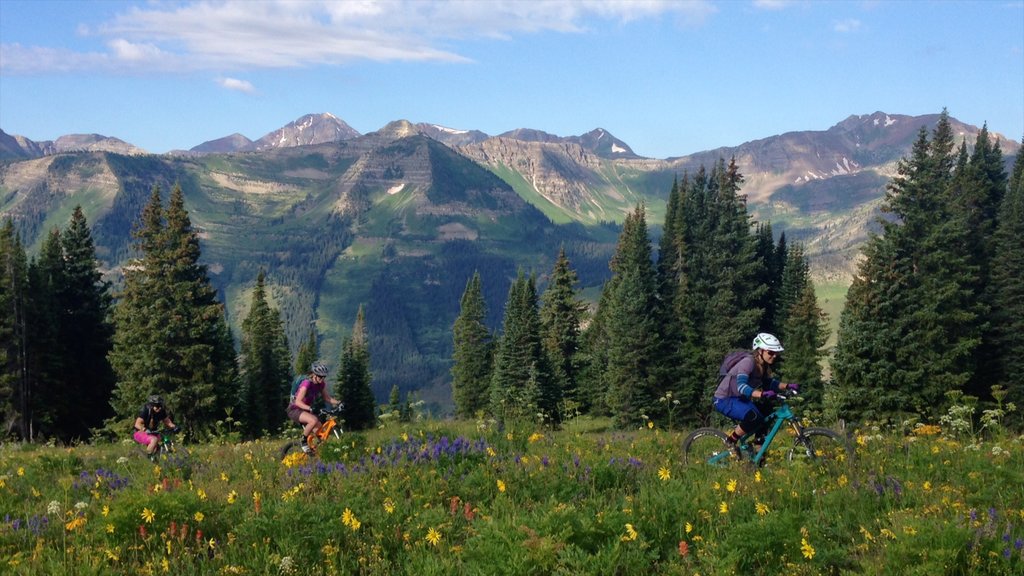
[682,391,852,470]
[142,428,179,462]
[280,404,344,460]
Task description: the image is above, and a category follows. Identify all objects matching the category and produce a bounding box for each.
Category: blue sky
[1,0,1021,159]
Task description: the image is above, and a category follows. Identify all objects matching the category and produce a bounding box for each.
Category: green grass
[2,415,1021,575]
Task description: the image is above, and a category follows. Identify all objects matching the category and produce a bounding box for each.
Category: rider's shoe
[301,444,311,454]
[725,438,743,460]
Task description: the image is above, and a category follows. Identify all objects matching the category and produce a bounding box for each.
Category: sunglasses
[763,350,779,358]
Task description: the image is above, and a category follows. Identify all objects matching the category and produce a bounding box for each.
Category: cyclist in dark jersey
[133,395,178,457]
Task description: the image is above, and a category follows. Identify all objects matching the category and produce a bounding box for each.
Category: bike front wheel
[787,427,852,472]
[683,428,740,466]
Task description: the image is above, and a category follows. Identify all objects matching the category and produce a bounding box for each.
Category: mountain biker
[133,395,179,458]
[712,333,799,453]
[286,361,342,453]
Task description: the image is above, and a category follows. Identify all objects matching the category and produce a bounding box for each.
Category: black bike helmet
[311,361,328,377]
[147,394,163,406]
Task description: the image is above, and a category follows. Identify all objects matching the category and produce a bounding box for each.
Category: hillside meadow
[1,412,1021,575]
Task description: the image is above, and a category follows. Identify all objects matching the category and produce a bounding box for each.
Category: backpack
[290,375,309,403]
[718,350,752,377]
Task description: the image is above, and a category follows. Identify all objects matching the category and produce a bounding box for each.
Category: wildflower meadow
[1,414,1022,575]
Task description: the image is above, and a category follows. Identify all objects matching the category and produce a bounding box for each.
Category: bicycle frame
[707,401,801,466]
[304,408,343,455]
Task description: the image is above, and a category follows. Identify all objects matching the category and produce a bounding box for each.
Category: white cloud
[752,0,794,10]
[2,0,716,74]
[833,19,862,33]
[217,77,256,94]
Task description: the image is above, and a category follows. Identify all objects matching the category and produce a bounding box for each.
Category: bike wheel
[787,427,852,471]
[279,441,302,460]
[683,428,739,466]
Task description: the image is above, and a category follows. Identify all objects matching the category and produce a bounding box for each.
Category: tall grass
[1,416,1021,575]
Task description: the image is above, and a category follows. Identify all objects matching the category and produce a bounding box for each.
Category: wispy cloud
[217,77,256,94]
[833,19,862,33]
[1,0,715,75]
[752,0,795,11]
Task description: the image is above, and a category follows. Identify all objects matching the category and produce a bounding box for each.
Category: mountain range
[1,111,1018,409]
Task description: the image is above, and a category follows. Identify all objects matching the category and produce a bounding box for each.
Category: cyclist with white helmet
[286,361,341,453]
[712,333,800,452]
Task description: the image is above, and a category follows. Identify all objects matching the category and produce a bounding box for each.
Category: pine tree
[337,306,375,430]
[754,222,778,333]
[238,269,292,437]
[109,184,238,433]
[58,207,116,439]
[990,141,1024,412]
[24,231,64,438]
[775,243,810,340]
[490,271,556,424]
[603,204,665,428]
[575,281,612,415]
[780,280,830,412]
[451,271,493,418]
[294,324,319,377]
[0,220,29,439]
[539,247,586,411]
[834,112,983,421]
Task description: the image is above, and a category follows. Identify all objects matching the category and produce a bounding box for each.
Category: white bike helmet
[311,361,328,377]
[752,333,784,352]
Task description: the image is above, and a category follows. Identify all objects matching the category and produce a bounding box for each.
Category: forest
[1,111,1022,443]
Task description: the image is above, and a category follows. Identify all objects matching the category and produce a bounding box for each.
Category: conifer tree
[754,222,779,333]
[109,185,238,433]
[775,243,810,340]
[990,141,1024,412]
[451,271,493,418]
[576,281,612,415]
[603,205,665,428]
[337,305,375,430]
[780,278,830,411]
[0,220,29,439]
[58,207,116,438]
[540,247,586,410]
[490,271,556,424]
[294,324,319,377]
[25,231,64,437]
[238,269,292,437]
[834,111,983,421]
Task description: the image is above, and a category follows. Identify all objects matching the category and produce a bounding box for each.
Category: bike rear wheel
[683,428,740,466]
[787,427,852,472]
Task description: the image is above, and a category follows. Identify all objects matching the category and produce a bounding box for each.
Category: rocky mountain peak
[250,112,360,151]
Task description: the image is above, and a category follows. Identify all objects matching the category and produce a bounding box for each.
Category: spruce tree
[990,142,1024,413]
[603,204,664,428]
[451,271,493,418]
[109,184,238,433]
[58,207,116,439]
[780,280,830,412]
[0,220,29,439]
[238,269,292,437]
[294,324,319,377]
[539,247,586,410]
[490,271,556,424]
[834,112,983,422]
[775,243,810,341]
[24,231,64,438]
[337,306,375,430]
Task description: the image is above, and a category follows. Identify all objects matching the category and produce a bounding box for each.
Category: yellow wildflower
[754,470,762,483]
[621,523,638,541]
[384,498,395,514]
[102,505,109,517]
[65,516,87,531]
[227,490,238,504]
[342,508,354,526]
[685,522,692,534]
[497,480,506,493]
[221,473,229,482]
[658,467,671,481]
[425,527,442,546]
[194,511,204,523]
[141,508,155,524]
[726,479,737,493]
[719,502,729,514]
[106,524,115,533]
[755,502,770,516]
[197,489,207,501]
[17,467,24,476]
[801,538,815,559]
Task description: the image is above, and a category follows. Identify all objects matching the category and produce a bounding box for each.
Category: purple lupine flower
[1014,538,1022,551]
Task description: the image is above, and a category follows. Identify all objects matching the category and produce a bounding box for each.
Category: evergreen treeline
[453,159,830,428]
[833,113,1023,424]
[2,112,1020,441]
